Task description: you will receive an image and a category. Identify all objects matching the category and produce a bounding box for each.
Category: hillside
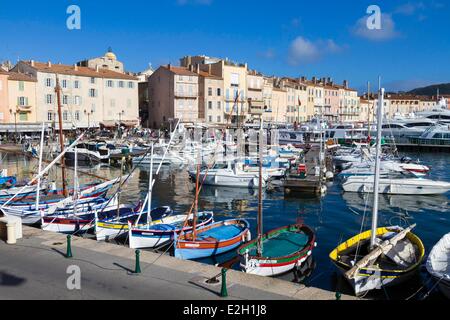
[408,83,450,96]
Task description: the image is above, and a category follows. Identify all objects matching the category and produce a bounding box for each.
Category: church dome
[105,47,117,60]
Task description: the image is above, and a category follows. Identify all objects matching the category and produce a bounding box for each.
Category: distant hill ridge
[408,83,450,96]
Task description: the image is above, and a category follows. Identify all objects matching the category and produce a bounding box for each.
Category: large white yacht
[416,97,450,124]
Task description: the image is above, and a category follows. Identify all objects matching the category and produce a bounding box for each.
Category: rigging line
[91,131,166,218]
[355,191,370,261]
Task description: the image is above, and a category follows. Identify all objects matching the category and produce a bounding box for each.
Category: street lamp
[84,109,93,128]
[9,108,18,143]
[118,110,125,123]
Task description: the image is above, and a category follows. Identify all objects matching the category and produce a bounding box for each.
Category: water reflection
[342,192,449,214]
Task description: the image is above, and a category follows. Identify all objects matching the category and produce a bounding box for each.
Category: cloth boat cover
[427,233,450,280]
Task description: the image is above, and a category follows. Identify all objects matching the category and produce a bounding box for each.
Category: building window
[231,73,239,87]
[217,116,221,123]
[63,95,69,105]
[208,116,212,122]
[217,101,221,110]
[75,111,80,121]
[18,97,28,106]
[74,80,80,89]
[90,77,96,84]
[46,78,52,87]
[118,81,124,88]
[48,112,52,121]
[74,96,81,106]
[19,81,24,91]
[128,82,134,89]
[46,94,53,104]
[208,87,213,96]
[217,88,221,96]
[89,89,96,97]
[19,113,28,121]
[63,111,68,121]
[208,101,212,109]
[62,80,67,88]
[106,80,114,88]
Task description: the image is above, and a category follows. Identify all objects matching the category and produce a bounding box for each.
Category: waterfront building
[271,87,288,124]
[278,77,308,124]
[323,80,340,122]
[0,72,9,123]
[180,55,249,126]
[359,95,376,124]
[247,71,265,122]
[147,65,199,128]
[199,68,224,125]
[337,81,360,122]
[262,76,275,122]
[11,60,139,130]
[0,71,38,134]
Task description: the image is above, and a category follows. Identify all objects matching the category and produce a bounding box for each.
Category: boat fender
[246,231,251,242]
[307,250,312,256]
[314,242,318,248]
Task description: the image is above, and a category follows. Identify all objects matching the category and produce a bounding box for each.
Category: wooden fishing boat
[174,219,250,260]
[128,211,214,249]
[42,202,141,234]
[1,196,108,225]
[329,226,425,295]
[329,88,425,296]
[238,121,317,277]
[95,206,172,241]
[237,224,316,276]
[426,233,450,299]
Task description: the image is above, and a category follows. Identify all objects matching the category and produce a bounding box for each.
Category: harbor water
[1,151,448,300]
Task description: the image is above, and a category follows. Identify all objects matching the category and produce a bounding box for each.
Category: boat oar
[345,224,416,280]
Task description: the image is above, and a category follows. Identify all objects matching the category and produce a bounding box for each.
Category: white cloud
[395,2,425,15]
[288,37,342,65]
[352,14,400,41]
[259,48,275,59]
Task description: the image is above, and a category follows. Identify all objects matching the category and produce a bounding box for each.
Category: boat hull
[237,224,316,277]
[129,212,214,249]
[329,227,425,296]
[175,219,250,260]
[95,207,172,241]
[343,177,450,195]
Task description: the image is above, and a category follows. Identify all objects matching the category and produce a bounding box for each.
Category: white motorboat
[342,176,450,195]
[189,162,269,189]
[65,141,110,163]
[133,151,187,166]
[426,233,450,299]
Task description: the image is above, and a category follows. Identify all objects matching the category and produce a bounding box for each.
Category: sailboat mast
[193,150,200,241]
[257,119,264,256]
[147,144,154,223]
[370,87,385,249]
[55,76,68,198]
[367,81,371,141]
[36,123,45,214]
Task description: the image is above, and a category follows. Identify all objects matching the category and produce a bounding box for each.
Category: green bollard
[135,250,141,274]
[220,268,228,298]
[335,291,342,301]
[66,235,73,258]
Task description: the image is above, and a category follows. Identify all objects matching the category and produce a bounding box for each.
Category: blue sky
[0,0,449,93]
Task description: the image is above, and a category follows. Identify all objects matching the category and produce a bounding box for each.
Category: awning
[100,121,117,128]
[120,120,139,127]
